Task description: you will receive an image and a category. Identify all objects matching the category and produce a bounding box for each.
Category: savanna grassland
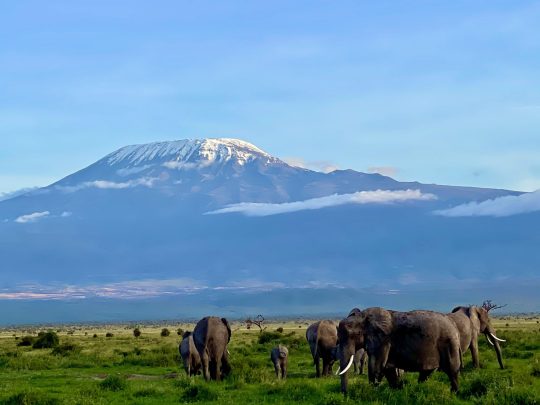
[0,316,539,405]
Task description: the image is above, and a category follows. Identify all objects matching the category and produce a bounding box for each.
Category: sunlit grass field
[0,316,539,404]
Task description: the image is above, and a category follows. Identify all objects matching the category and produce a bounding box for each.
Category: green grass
[0,318,539,404]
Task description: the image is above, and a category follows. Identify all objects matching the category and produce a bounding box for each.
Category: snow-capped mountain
[1,138,539,322]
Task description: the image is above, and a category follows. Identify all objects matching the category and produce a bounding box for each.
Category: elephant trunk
[339,344,355,394]
[486,328,504,369]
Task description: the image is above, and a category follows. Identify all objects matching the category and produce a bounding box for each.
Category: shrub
[92,334,98,338]
[276,327,284,333]
[161,328,170,337]
[133,328,141,338]
[51,343,80,356]
[105,332,114,338]
[32,331,59,349]
[257,331,282,344]
[3,391,60,405]
[179,383,218,402]
[17,336,35,347]
[177,328,184,336]
[531,362,540,377]
[99,375,127,391]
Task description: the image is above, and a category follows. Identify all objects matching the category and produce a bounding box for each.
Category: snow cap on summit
[105,138,276,167]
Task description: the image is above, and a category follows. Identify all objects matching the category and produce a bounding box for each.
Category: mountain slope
[0,138,537,318]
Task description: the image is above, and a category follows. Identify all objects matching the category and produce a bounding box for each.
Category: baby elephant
[180,331,201,376]
[270,345,289,379]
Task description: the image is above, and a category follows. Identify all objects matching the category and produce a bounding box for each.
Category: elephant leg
[471,340,480,368]
[314,354,320,378]
[359,353,366,375]
[282,362,287,379]
[368,344,390,385]
[418,370,433,383]
[221,352,231,378]
[209,359,217,380]
[201,352,210,381]
[448,370,459,392]
[215,357,222,382]
[321,357,328,376]
[384,367,403,388]
[274,363,281,379]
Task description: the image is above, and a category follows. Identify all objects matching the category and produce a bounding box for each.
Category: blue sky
[1,0,539,194]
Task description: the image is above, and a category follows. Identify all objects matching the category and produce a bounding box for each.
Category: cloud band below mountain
[15,211,50,223]
[206,189,437,217]
[434,190,540,217]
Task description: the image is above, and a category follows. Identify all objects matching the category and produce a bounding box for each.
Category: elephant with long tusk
[337,307,461,394]
[447,306,505,369]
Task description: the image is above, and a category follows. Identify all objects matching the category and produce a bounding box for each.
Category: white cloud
[434,190,540,217]
[15,211,50,223]
[162,160,212,170]
[57,177,159,192]
[60,211,72,217]
[116,165,153,176]
[206,189,437,217]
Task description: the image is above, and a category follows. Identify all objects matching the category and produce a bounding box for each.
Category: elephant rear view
[193,316,232,381]
[306,320,338,377]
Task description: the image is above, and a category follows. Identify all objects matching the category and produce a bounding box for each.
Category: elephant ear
[182,331,192,339]
[364,309,392,354]
[348,307,362,317]
[451,306,464,313]
[221,318,232,342]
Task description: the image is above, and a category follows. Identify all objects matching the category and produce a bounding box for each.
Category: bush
[133,328,141,338]
[105,333,114,338]
[161,328,170,337]
[32,331,59,349]
[276,327,284,333]
[51,343,80,356]
[99,375,127,391]
[92,334,98,338]
[179,383,218,402]
[257,331,282,344]
[177,328,184,336]
[3,391,60,405]
[17,336,35,347]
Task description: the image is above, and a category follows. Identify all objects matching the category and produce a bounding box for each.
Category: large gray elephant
[179,331,201,376]
[270,344,289,379]
[306,320,339,377]
[337,307,462,393]
[193,316,232,381]
[448,306,505,369]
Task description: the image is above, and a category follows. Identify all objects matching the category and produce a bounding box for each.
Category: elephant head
[452,305,505,369]
[337,308,367,393]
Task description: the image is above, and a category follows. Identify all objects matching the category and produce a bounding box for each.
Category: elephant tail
[459,347,463,370]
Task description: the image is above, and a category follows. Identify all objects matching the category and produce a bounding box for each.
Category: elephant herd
[179,305,505,394]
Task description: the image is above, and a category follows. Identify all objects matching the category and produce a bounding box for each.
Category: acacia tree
[245,315,265,331]
[482,300,508,312]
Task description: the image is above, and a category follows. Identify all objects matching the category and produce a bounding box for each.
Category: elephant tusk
[338,355,355,376]
[489,333,506,343]
[486,334,494,346]
[227,349,230,355]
